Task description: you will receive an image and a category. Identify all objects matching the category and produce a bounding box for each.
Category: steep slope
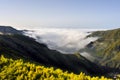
[0,34,104,75]
[83,28,120,69]
[0,26,118,77]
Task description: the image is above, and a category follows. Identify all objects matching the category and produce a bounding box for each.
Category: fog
[24,28,98,54]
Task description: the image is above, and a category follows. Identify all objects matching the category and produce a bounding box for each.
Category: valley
[0,26,120,79]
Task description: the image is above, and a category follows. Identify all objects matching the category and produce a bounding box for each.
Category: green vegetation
[0,55,112,80]
[86,28,120,69]
[0,26,120,79]
[0,34,104,75]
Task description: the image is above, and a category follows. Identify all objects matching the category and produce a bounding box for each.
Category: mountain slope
[0,34,104,75]
[0,55,112,80]
[83,28,120,69]
[0,26,22,34]
[0,26,119,77]
[0,26,104,75]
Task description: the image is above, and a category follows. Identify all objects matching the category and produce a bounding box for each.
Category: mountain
[0,26,105,76]
[0,26,22,34]
[0,34,104,75]
[81,28,120,70]
[0,26,120,79]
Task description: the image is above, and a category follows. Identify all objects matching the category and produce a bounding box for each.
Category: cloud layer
[24,28,98,53]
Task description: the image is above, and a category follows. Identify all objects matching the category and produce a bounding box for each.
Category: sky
[0,0,120,29]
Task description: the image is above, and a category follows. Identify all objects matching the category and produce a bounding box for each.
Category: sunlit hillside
[0,55,112,80]
[86,28,120,69]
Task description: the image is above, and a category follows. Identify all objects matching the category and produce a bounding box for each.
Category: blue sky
[0,0,120,29]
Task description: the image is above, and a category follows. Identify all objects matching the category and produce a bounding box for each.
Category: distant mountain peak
[0,26,22,35]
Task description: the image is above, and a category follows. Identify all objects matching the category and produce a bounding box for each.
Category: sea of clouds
[24,28,98,54]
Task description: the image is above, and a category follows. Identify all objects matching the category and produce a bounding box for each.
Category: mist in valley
[24,28,99,54]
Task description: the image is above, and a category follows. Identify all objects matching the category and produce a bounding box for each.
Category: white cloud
[24,28,98,53]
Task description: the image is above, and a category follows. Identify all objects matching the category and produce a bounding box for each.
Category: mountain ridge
[83,28,120,69]
[0,26,22,35]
